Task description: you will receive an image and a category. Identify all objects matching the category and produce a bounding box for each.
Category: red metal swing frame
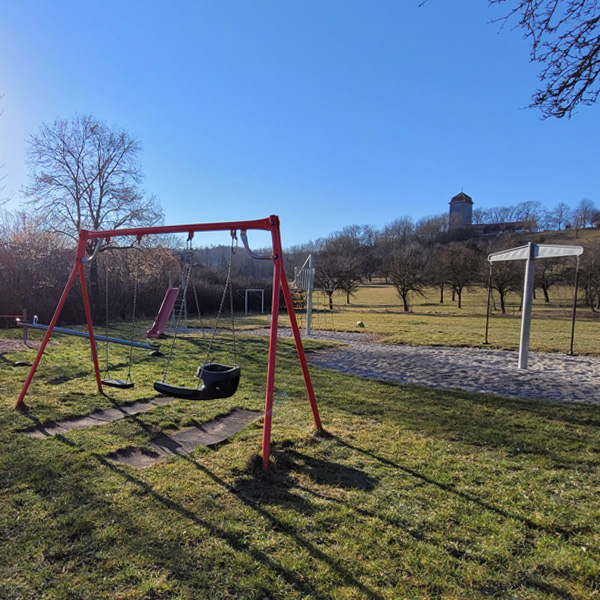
[16,215,322,469]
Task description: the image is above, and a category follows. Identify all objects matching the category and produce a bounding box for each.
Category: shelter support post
[518,243,536,370]
[484,265,492,345]
[569,256,581,355]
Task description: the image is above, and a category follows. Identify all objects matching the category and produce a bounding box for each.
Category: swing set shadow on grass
[15,216,324,469]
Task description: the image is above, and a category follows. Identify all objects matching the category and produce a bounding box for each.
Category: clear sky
[1,1,599,248]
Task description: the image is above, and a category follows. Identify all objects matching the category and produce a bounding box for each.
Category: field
[0,282,599,599]
[287,281,600,357]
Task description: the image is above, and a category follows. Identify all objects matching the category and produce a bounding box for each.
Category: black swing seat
[153,363,241,401]
[102,378,135,390]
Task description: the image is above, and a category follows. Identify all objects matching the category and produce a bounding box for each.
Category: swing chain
[197,231,238,386]
[126,239,142,383]
[102,237,141,385]
[104,254,111,376]
[161,237,194,383]
[161,232,238,389]
[230,231,237,365]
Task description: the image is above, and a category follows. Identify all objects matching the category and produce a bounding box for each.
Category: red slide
[147,287,181,339]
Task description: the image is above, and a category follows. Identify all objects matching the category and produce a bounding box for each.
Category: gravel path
[268,330,600,405]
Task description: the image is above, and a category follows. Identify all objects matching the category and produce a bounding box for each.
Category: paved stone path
[269,330,600,405]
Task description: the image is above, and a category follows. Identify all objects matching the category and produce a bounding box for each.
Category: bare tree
[549,201,572,230]
[378,217,415,281]
[24,114,164,305]
[316,231,364,305]
[573,198,597,230]
[515,200,545,228]
[387,243,430,312]
[24,114,163,247]
[485,236,525,313]
[314,265,336,311]
[579,240,600,310]
[0,209,73,321]
[472,208,488,224]
[491,0,600,118]
[415,213,448,245]
[356,224,381,282]
[474,205,518,225]
[383,216,415,244]
[534,257,565,302]
[489,260,524,313]
[428,245,447,303]
[439,243,482,308]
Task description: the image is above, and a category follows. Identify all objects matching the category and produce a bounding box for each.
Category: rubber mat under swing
[106,407,263,468]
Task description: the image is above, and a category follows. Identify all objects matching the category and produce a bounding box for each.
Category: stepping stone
[21,397,176,438]
[107,407,263,468]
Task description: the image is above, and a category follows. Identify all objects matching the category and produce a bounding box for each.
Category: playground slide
[147,287,181,339]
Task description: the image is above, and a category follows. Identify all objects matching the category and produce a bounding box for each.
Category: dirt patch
[0,339,39,353]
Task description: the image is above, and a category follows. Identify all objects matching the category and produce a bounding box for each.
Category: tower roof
[450,192,473,205]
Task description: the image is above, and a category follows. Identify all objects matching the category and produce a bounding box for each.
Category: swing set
[16,216,323,469]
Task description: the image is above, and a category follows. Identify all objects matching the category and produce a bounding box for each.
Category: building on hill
[449,192,474,228]
[448,191,532,237]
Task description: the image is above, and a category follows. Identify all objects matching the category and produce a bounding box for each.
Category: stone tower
[449,192,473,228]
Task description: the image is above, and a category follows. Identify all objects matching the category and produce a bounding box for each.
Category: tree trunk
[402,292,410,312]
[457,288,462,309]
[542,286,550,303]
[499,291,506,314]
[439,283,444,304]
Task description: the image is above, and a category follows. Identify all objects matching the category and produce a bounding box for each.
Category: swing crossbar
[17,321,160,351]
[81,216,277,241]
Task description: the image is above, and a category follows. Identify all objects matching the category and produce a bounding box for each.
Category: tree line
[295,215,600,314]
[0,211,274,325]
[3,185,600,323]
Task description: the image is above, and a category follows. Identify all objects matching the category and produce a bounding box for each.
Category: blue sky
[1,1,599,248]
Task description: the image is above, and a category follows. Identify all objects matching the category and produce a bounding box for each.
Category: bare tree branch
[24,114,164,245]
[490,0,600,118]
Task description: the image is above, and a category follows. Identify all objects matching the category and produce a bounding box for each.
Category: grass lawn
[1,323,599,599]
[287,282,600,357]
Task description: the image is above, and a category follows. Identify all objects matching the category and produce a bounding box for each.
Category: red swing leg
[261,217,322,469]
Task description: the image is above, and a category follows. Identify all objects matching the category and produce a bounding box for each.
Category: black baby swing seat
[153,362,241,401]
